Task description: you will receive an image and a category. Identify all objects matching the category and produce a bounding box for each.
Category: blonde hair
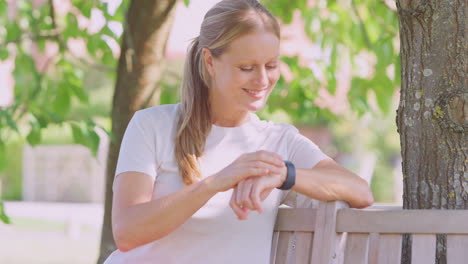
[175,0,280,185]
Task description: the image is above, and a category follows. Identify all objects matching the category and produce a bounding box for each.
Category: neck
[210,101,250,127]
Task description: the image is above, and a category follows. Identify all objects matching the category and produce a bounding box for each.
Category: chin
[246,100,267,112]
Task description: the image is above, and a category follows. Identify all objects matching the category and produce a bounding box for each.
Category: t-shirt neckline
[211,112,260,132]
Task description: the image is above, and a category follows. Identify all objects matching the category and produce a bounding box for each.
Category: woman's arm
[112,151,285,252]
[231,158,374,218]
[292,158,374,208]
[112,172,217,252]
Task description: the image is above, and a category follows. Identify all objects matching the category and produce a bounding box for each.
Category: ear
[201,47,215,77]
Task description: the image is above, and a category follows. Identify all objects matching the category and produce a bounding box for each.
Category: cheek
[269,70,280,85]
[231,71,251,86]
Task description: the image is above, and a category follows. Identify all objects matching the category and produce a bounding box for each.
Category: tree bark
[396,0,467,263]
[97,1,178,263]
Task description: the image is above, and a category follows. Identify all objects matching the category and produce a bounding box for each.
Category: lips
[242,88,268,98]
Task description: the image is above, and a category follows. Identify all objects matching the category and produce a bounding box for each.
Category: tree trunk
[396,0,467,263]
[97,1,178,262]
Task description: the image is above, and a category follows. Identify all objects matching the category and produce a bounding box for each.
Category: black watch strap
[277,160,295,190]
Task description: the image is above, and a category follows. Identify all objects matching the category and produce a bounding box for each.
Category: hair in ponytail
[175,0,280,185]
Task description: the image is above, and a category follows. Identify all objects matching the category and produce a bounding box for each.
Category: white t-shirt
[104,103,330,264]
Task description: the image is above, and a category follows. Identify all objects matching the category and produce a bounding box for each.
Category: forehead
[220,31,280,63]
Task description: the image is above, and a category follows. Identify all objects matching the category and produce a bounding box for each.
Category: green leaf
[53,85,71,118]
[183,0,190,7]
[66,70,88,103]
[0,1,7,16]
[372,74,394,114]
[327,45,338,94]
[34,114,49,129]
[45,111,63,123]
[69,122,100,156]
[88,129,100,156]
[86,35,102,55]
[36,39,47,52]
[5,111,19,132]
[0,48,9,60]
[63,13,82,39]
[0,201,11,224]
[26,128,41,146]
[70,122,87,146]
[69,83,88,103]
[0,141,7,171]
[5,23,21,42]
[74,1,93,18]
[26,115,42,146]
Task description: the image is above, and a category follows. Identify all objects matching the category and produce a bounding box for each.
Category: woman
[104,0,373,263]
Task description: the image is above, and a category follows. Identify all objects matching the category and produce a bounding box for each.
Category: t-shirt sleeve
[281,126,332,207]
[114,111,158,181]
[286,126,330,169]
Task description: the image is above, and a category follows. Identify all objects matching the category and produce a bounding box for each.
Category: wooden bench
[272,200,468,264]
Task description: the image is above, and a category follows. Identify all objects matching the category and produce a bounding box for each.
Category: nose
[254,66,269,88]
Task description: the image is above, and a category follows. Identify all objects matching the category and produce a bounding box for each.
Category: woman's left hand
[229,167,286,220]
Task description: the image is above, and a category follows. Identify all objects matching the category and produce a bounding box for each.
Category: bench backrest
[272,201,468,264]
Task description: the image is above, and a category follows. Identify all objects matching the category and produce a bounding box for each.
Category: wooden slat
[376,234,402,264]
[368,205,402,210]
[337,209,468,233]
[336,233,347,264]
[447,235,468,264]
[411,234,436,264]
[344,233,369,264]
[275,208,317,232]
[274,231,294,264]
[310,201,348,264]
[294,232,314,264]
[368,233,379,264]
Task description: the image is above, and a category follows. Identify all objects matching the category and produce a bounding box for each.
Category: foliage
[261,0,399,121]
[0,199,10,224]
[0,0,127,223]
[0,137,23,201]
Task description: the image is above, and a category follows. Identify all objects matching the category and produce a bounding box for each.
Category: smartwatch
[277,160,295,190]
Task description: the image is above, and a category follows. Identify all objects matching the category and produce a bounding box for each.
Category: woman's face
[203,31,280,113]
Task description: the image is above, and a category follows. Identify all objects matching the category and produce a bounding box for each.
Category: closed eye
[240,65,277,72]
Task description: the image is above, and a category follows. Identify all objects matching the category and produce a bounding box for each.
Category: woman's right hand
[206,150,285,193]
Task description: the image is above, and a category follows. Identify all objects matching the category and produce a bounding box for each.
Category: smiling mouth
[243,88,267,95]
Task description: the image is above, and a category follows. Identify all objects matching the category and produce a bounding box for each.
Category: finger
[239,166,269,181]
[230,189,249,220]
[256,150,285,167]
[247,161,284,175]
[236,180,246,206]
[256,150,284,163]
[250,181,264,214]
[239,179,255,210]
[245,151,285,168]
